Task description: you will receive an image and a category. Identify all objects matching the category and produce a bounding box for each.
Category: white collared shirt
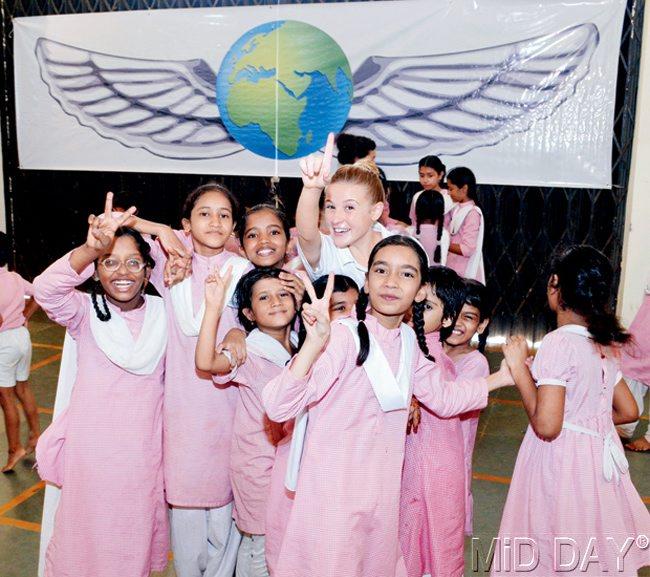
[297,222,393,289]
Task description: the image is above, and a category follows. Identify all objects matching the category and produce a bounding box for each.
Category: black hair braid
[477,323,489,353]
[412,300,435,362]
[355,290,370,366]
[91,282,111,322]
[434,220,443,264]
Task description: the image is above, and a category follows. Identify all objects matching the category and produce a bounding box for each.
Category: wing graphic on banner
[35,23,597,162]
[35,38,243,159]
[346,24,598,163]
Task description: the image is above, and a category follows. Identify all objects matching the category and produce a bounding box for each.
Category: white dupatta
[450,203,484,282]
[285,319,415,491]
[38,295,167,577]
[170,255,250,337]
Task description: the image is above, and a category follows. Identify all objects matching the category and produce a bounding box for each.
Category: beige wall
[617,11,650,326]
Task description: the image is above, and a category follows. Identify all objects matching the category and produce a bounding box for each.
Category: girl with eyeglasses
[33,193,170,577]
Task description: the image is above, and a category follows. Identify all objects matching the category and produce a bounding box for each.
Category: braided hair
[462,279,491,353]
[91,227,155,322]
[414,190,446,263]
[550,245,630,346]
[356,235,429,366]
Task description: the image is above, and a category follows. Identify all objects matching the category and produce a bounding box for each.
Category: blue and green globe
[216,20,353,159]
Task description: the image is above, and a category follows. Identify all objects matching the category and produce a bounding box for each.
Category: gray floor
[1,311,648,576]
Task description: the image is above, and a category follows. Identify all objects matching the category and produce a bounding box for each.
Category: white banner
[14,0,625,187]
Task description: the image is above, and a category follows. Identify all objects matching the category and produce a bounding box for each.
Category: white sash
[244,329,297,366]
[170,255,249,337]
[285,319,414,491]
[38,331,77,577]
[450,204,484,282]
[562,421,629,484]
[89,295,167,375]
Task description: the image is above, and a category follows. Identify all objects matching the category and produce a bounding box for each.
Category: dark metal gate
[0,0,644,340]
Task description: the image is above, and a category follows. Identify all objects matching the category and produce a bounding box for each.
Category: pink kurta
[148,235,250,507]
[0,267,33,331]
[454,349,490,535]
[213,352,286,535]
[446,201,482,281]
[264,425,295,574]
[262,316,488,577]
[493,326,650,576]
[400,333,466,577]
[621,294,650,385]
[33,255,168,577]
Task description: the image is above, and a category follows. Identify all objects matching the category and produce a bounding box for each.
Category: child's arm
[23,297,39,323]
[504,336,566,440]
[612,378,639,425]
[449,210,481,256]
[296,133,334,269]
[195,267,235,374]
[123,213,189,260]
[413,355,513,418]
[34,193,135,332]
[263,274,337,420]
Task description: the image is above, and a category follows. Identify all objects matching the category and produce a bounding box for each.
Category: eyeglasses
[99,257,147,273]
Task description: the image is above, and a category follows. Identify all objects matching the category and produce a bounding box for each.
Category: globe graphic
[216,20,353,160]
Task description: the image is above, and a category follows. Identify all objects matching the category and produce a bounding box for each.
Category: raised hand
[299,132,335,191]
[156,226,190,259]
[300,272,334,347]
[164,253,193,287]
[86,192,137,251]
[204,265,233,311]
[279,271,306,310]
[502,335,529,370]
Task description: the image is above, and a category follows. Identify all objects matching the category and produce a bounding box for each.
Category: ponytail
[412,299,435,362]
[550,245,630,347]
[585,311,630,347]
[355,290,370,366]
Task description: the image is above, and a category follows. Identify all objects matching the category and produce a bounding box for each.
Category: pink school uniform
[262,316,489,577]
[0,267,33,330]
[400,333,466,577]
[454,349,490,535]
[406,225,450,267]
[446,201,485,283]
[264,424,295,574]
[212,330,292,536]
[146,233,250,508]
[621,293,650,386]
[0,268,33,388]
[492,325,650,576]
[33,254,168,577]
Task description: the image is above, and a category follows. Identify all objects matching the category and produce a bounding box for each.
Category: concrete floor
[1,311,648,576]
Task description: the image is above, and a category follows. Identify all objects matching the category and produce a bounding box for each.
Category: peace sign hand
[85,192,137,251]
[300,272,334,348]
[204,265,233,311]
[299,132,335,191]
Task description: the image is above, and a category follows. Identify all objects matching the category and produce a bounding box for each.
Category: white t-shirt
[297,222,393,289]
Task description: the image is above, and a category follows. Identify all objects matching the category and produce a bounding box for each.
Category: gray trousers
[170,502,241,577]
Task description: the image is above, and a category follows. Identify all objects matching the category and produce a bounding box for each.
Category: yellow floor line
[0,481,45,517]
[30,353,62,372]
[37,407,54,415]
[0,517,41,532]
[32,343,63,351]
[473,472,512,485]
